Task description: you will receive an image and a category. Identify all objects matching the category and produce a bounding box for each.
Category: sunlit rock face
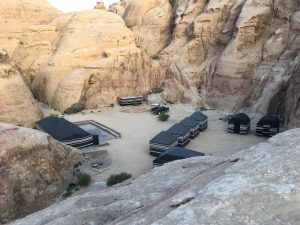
[10,129,300,225]
[0,49,43,127]
[0,123,82,224]
[0,0,60,56]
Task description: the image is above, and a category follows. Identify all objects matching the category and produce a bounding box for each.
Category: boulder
[0,123,82,224]
[10,129,300,225]
[0,49,43,127]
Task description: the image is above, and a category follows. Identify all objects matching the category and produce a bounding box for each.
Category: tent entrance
[234,122,240,133]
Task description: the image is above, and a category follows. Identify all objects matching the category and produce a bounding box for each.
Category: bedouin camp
[149,131,178,156]
[227,113,251,134]
[179,117,201,138]
[166,123,191,147]
[256,115,280,136]
[153,147,205,167]
[36,117,94,148]
[190,111,208,130]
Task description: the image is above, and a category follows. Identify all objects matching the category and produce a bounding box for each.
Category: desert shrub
[166,100,176,105]
[77,173,91,187]
[110,103,115,107]
[151,86,164,94]
[107,172,132,187]
[64,102,85,114]
[151,55,160,60]
[158,113,170,121]
[62,182,77,198]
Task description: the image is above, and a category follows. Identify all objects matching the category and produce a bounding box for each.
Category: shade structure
[227,113,250,134]
[36,117,94,149]
[190,111,208,130]
[153,147,205,167]
[179,117,200,138]
[256,115,280,136]
[149,131,178,156]
[167,123,190,147]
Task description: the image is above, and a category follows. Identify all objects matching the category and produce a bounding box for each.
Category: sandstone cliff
[0,0,60,56]
[0,49,43,127]
[0,123,82,224]
[10,129,300,225]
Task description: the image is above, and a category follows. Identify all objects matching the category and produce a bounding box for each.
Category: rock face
[11,129,300,225]
[13,9,164,111]
[0,0,60,56]
[0,123,82,224]
[0,49,43,127]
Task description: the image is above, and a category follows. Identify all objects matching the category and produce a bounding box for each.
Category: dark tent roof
[191,111,208,121]
[153,147,205,165]
[229,113,250,125]
[257,115,280,127]
[36,117,92,141]
[180,117,199,128]
[150,131,178,145]
[167,123,190,136]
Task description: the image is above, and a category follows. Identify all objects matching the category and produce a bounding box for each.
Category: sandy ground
[39,103,267,187]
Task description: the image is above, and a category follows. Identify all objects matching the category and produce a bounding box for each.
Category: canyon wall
[0,123,82,224]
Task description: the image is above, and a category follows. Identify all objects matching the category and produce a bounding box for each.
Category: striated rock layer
[0,0,60,56]
[0,49,43,127]
[11,129,300,225]
[0,123,82,224]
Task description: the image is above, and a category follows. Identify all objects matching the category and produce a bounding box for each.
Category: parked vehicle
[151,106,169,115]
[117,96,143,106]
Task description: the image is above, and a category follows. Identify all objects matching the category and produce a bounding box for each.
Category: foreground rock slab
[11,129,300,225]
[0,123,82,224]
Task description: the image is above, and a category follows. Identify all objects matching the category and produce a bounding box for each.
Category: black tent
[167,123,191,147]
[179,117,200,138]
[190,111,208,130]
[256,115,280,136]
[36,117,94,149]
[149,131,178,156]
[227,113,250,134]
[153,147,205,167]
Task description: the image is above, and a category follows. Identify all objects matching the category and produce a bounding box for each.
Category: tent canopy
[36,117,92,141]
[167,123,190,136]
[153,147,205,165]
[229,113,250,125]
[180,117,199,128]
[257,115,280,127]
[150,131,178,145]
[191,111,208,121]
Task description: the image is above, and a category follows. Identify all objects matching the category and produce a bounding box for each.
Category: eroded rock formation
[0,0,60,56]
[11,129,300,225]
[0,123,82,224]
[0,49,43,127]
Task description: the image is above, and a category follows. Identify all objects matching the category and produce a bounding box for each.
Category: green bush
[158,113,170,122]
[64,102,85,114]
[107,172,132,187]
[151,86,164,94]
[110,103,115,107]
[166,100,176,105]
[62,182,77,198]
[77,173,91,187]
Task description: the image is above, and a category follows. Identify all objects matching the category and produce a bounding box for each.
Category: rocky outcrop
[0,49,43,127]
[0,123,82,224]
[0,0,60,56]
[11,129,300,225]
[13,9,164,111]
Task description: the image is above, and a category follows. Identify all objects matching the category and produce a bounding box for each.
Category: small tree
[158,113,170,122]
[107,172,132,187]
[64,102,86,114]
[77,173,91,187]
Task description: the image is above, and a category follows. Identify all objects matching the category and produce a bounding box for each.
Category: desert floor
[40,103,267,190]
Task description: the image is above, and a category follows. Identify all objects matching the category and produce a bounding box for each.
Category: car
[151,106,169,115]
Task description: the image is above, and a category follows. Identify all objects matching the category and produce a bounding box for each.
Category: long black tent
[179,117,200,138]
[167,123,191,147]
[256,115,280,136]
[36,117,94,149]
[227,113,250,134]
[190,111,208,130]
[153,147,205,167]
[149,131,178,156]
